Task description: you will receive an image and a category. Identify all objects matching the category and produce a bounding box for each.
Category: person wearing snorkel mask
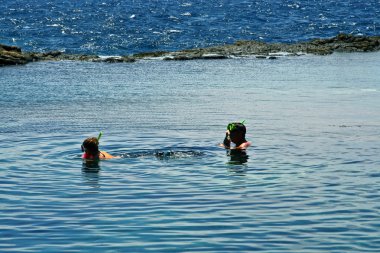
[81,133,115,159]
[220,121,251,150]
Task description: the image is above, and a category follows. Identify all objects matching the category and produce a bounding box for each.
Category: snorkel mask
[227,120,246,132]
[81,131,103,152]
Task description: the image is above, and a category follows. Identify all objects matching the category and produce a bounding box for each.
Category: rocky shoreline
[1,34,379,67]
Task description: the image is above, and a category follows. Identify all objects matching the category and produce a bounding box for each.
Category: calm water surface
[1,53,380,252]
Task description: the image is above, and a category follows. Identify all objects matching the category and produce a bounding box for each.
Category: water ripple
[1,55,380,252]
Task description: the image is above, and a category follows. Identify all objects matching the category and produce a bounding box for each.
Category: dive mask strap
[227,120,246,131]
[82,131,102,152]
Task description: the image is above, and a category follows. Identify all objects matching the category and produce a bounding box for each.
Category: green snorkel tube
[97,131,103,142]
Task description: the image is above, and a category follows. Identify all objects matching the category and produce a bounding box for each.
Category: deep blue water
[1,53,380,252]
[1,0,379,55]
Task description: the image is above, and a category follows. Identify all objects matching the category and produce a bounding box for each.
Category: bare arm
[220,131,231,149]
[99,151,118,159]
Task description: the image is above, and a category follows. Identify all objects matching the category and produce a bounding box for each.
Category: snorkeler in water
[220,121,251,150]
[81,132,115,160]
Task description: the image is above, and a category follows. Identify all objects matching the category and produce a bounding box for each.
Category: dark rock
[132,51,168,59]
[0,44,22,53]
[0,46,31,66]
[24,52,44,62]
[78,55,100,61]
[122,56,136,63]
[42,51,62,58]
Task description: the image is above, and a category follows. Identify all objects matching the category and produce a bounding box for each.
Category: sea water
[1,0,379,55]
[0,52,380,252]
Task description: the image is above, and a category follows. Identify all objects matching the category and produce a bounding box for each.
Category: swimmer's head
[227,122,247,143]
[227,122,246,135]
[81,137,99,155]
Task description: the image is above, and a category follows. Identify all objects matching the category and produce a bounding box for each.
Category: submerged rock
[99,56,136,63]
[1,34,379,67]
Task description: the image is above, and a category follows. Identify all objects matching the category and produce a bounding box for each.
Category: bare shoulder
[237,141,251,150]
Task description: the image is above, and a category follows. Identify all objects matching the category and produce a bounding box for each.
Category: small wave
[341,160,366,165]
[98,55,122,59]
[166,29,183,34]
[46,24,62,27]
[180,3,192,7]
[361,89,377,92]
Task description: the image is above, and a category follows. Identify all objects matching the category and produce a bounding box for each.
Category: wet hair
[82,137,99,156]
[227,122,246,136]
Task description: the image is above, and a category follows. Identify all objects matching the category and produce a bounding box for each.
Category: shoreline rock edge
[1,34,379,67]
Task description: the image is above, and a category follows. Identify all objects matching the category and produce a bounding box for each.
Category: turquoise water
[1,53,380,252]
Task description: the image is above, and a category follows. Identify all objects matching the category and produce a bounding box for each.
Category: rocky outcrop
[304,33,380,54]
[1,34,379,67]
[156,34,380,60]
[0,47,136,66]
[0,44,32,66]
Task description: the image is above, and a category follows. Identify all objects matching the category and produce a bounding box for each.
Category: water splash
[121,149,206,159]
